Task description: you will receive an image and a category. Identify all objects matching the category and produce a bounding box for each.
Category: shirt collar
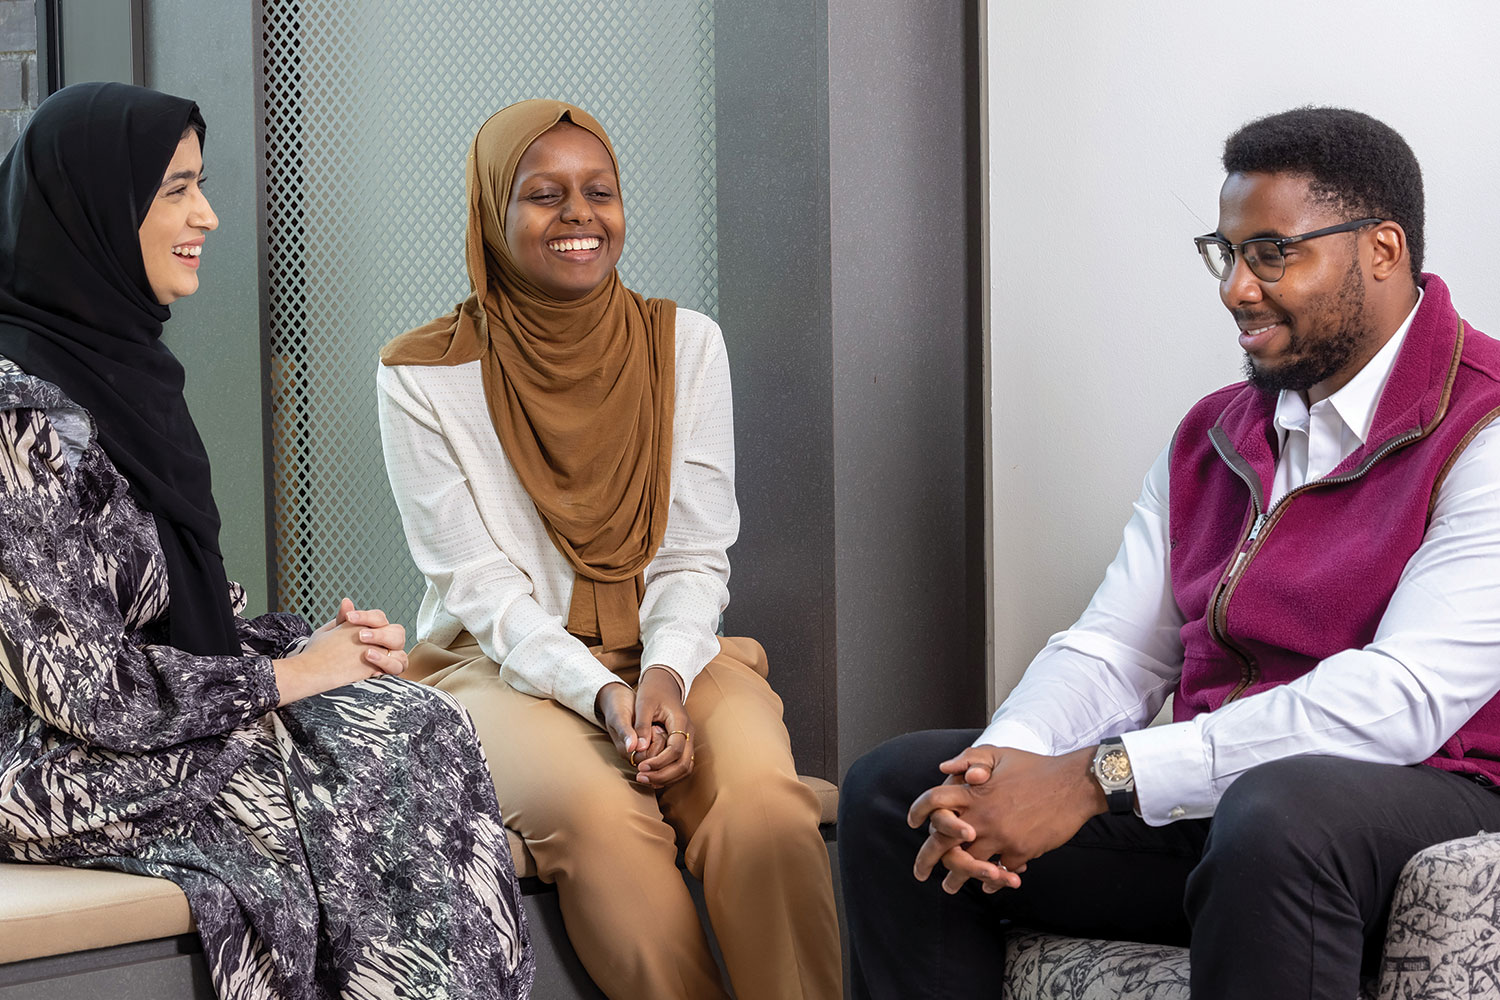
[1272,287,1424,444]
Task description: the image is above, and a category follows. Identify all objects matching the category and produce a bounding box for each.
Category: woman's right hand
[595,682,666,778]
[272,618,407,706]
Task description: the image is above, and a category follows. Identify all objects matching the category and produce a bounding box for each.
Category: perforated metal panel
[260,0,717,625]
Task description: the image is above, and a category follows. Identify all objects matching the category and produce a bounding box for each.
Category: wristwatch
[1091,737,1135,814]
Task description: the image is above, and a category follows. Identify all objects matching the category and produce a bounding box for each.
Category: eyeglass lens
[1200,239,1285,281]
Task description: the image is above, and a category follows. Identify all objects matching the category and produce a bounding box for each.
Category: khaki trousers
[411,634,841,1000]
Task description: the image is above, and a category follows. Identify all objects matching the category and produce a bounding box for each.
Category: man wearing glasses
[841,107,1500,1000]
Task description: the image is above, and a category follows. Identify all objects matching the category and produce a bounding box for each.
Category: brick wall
[0,1,36,152]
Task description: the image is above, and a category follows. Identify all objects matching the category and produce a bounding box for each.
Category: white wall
[987,2,1500,703]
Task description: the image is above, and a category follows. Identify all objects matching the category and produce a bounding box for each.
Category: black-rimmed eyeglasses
[1194,218,1383,282]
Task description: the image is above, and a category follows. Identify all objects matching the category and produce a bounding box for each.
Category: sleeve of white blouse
[638,317,738,697]
[376,362,622,723]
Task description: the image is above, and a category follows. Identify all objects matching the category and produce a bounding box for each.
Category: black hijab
[0,82,238,656]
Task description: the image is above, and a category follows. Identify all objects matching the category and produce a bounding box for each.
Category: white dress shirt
[377,308,737,724]
[979,293,1500,824]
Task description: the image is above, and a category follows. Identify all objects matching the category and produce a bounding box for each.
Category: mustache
[1232,308,1287,326]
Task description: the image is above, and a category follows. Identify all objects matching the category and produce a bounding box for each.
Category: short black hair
[1222,107,1423,278]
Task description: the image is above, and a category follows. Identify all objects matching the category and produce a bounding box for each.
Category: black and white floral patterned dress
[0,361,533,999]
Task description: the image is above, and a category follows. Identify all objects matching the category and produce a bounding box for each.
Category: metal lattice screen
[260,0,717,625]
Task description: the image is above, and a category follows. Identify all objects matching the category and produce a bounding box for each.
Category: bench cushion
[0,864,194,963]
[0,775,838,963]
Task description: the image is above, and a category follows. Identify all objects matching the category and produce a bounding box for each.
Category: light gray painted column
[144,0,270,613]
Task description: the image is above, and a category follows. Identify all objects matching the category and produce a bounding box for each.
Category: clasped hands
[594,667,695,789]
[907,744,1107,895]
[273,598,408,706]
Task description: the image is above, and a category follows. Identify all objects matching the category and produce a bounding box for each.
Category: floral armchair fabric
[1001,831,1500,1000]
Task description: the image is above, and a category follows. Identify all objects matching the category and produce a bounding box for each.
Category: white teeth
[1246,324,1275,336]
[171,245,202,257]
[548,237,600,252]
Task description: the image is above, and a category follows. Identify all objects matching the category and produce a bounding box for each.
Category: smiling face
[503,122,624,300]
[1216,171,1382,401]
[138,130,217,305]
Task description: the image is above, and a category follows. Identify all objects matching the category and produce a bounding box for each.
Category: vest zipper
[1206,424,1426,703]
[1204,432,1265,699]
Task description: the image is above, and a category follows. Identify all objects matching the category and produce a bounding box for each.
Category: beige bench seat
[0,864,194,964]
[0,776,838,965]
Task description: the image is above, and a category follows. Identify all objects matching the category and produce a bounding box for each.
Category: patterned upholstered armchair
[1001,831,1500,999]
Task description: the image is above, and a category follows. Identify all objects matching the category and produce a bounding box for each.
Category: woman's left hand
[631,666,695,788]
[312,597,408,674]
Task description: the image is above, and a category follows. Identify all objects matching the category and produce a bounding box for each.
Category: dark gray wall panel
[715,0,837,779]
[717,0,985,780]
[828,0,987,769]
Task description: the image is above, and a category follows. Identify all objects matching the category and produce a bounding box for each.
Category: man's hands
[908,744,1107,895]
[595,666,695,788]
[272,598,408,706]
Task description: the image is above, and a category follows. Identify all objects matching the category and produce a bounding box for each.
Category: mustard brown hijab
[381,100,675,652]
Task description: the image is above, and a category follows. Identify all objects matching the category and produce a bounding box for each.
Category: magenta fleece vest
[1168,274,1500,781]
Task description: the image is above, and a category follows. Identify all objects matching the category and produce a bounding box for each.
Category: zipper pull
[1224,513,1268,581]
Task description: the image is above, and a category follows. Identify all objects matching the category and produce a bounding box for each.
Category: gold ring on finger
[629,750,639,765]
[669,730,690,741]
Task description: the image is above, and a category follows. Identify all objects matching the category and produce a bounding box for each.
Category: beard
[1242,256,1368,394]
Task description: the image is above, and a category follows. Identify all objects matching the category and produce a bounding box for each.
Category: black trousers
[839,729,1500,1000]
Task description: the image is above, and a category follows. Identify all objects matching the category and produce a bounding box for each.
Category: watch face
[1098,748,1132,786]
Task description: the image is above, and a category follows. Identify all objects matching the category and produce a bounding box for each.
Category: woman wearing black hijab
[0,83,532,999]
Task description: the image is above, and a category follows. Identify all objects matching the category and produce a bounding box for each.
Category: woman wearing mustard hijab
[377,101,841,999]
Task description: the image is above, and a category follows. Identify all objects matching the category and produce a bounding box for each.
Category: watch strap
[1094,736,1135,815]
[1103,784,1133,814]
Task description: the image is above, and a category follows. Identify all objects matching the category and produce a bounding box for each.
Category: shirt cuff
[973,719,1051,756]
[497,623,624,725]
[249,655,282,713]
[1120,720,1214,825]
[549,652,626,724]
[640,631,713,700]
